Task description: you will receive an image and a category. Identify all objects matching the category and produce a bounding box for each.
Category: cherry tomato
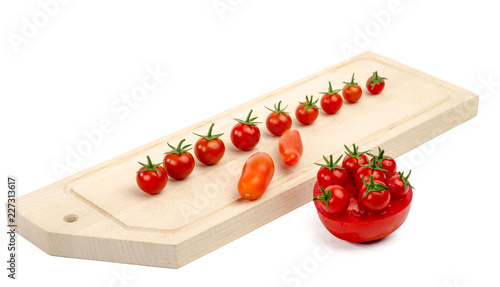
[315,155,348,188]
[193,123,225,165]
[388,171,414,200]
[319,81,343,114]
[313,185,350,215]
[238,152,275,200]
[265,100,292,136]
[358,176,391,214]
[136,155,168,194]
[313,181,412,242]
[278,129,303,166]
[369,147,397,178]
[354,159,388,188]
[342,144,368,179]
[295,96,320,125]
[163,139,195,180]
[342,73,363,103]
[366,71,387,95]
[231,109,261,151]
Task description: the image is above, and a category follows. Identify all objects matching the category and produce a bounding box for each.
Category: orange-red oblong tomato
[278,129,303,166]
[238,152,275,200]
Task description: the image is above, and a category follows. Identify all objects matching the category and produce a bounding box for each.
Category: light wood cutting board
[14,52,478,268]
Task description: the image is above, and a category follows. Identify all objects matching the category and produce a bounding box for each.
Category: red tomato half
[313,181,412,242]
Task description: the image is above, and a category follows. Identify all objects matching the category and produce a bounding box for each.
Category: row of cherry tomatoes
[136,71,388,196]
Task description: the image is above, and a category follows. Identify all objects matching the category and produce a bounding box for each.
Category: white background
[1,1,499,286]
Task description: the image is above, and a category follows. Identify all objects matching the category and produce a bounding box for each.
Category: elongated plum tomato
[231,109,261,151]
[193,123,225,165]
[313,181,412,242]
[163,139,195,180]
[319,81,343,114]
[266,100,292,136]
[238,152,275,200]
[278,129,303,166]
[136,155,168,194]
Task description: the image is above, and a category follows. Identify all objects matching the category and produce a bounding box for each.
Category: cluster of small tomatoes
[313,144,414,242]
[136,71,388,199]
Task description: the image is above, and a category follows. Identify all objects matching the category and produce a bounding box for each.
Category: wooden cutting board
[15,52,478,268]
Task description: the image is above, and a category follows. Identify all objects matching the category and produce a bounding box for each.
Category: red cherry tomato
[315,155,348,188]
[354,158,388,189]
[320,81,343,114]
[265,101,292,136]
[238,152,275,200]
[313,185,350,215]
[342,73,363,103]
[278,129,303,166]
[366,71,387,95]
[369,147,397,178]
[136,155,168,194]
[358,176,391,214]
[313,181,412,242]
[163,139,195,180]
[295,96,320,125]
[388,171,414,200]
[342,144,368,179]
[231,109,261,151]
[193,123,225,165]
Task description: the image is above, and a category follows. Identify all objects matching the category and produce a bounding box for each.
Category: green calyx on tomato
[193,123,224,141]
[342,73,358,91]
[313,186,334,211]
[361,176,389,199]
[366,71,387,88]
[398,170,415,193]
[265,100,289,114]
[344,144,369,161]
[165,139,192,156]
[315,155,345,171]
[137,155,164,175]
[233,109,261,126]
[299,96,320,112]
[320,81,342,95]
[359,155,388,172]
[368,147,392,163]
